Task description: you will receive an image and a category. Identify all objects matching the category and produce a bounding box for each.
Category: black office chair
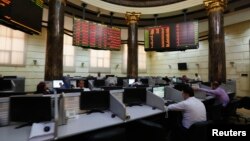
[221,98,240,123]
[126,119,166,141]
[206,103,223,123]
[188,120,213,141]
[86,127,126,141]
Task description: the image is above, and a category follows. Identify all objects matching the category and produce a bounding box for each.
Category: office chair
[86,127,126,141]
[188,120,213,141]
[207,103,224,123]
[221,98,240,123]
[126,119,166,141]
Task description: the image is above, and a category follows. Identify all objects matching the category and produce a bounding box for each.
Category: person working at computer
[167,85,207,141]
[193,81,229,107]
[76,80,90,91]
[35,82,51,94]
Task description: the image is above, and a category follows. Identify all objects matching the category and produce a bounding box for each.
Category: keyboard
[164,99,176,106]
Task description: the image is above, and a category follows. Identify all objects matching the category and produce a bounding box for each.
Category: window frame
[89,49,111,73]
[0,25,27,67]
[63,34,76,72]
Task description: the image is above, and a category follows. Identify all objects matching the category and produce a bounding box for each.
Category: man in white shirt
[96,72,104,80]
[167,85,206,141]
[194,73,201,81]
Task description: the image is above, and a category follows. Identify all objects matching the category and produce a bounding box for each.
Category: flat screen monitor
[106,75,115,78]
[153,86,165,98]
[117,77,126,86]
[53,80,64,88]
[0,79,12,91]
[9,96,52,123]
[172,77,177,83]
[57,88,83,94]
[128,79,135,85]
[80,91,110,113]
[140,78,148,85]
[94,80,106,87]
[70,80,77,88]
[178,63,187,70]
[102,86,123,91]
[123,88,147,106]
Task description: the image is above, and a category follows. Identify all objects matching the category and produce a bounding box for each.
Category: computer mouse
[111,114,116,118]
[44,126,50,132]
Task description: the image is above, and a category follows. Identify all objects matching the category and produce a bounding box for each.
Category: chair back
[188,120,213,141]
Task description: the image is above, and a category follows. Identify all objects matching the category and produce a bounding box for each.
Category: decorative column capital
[125,12,141,25]
[204,0,227,13]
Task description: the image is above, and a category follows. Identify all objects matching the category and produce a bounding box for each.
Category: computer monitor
[172,77,177,83]
[70,80,77,88]
[153,86,165,98]
[140,78,149,85]
[105,75,115,78]
[57,88,83,93]
[123,88,147,106]
[102,86,123,91]
[9,96,52,123]
[117,77,126,86]
[0,79,13,91]
[53,80,64,88]
[128,79,135,85]
[94,79,106,87]
[80,91,110,113]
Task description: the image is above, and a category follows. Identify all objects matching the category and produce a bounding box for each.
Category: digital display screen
[73,18,121,51]
[144,21,198,51]
[0,0,43,34]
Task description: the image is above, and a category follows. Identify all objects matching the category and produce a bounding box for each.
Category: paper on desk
[29,122,55,141]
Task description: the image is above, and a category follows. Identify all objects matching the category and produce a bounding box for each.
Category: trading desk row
[0,88,166,141]
[1,84,233,141]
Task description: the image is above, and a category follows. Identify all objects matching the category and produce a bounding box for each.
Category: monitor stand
[15,122,33,129]
[86,109,105,115]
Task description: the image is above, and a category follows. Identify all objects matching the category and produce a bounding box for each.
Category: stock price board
[144,21,198,51]
[73,18,121,51]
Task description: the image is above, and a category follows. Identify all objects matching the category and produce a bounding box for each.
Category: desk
[57,111,123,139]
[0,125,30,141]
[126,105,164,121]
[0,106,164,141]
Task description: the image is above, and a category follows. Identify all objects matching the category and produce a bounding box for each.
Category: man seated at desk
[193,81,229,107]
[167,85,207,141]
